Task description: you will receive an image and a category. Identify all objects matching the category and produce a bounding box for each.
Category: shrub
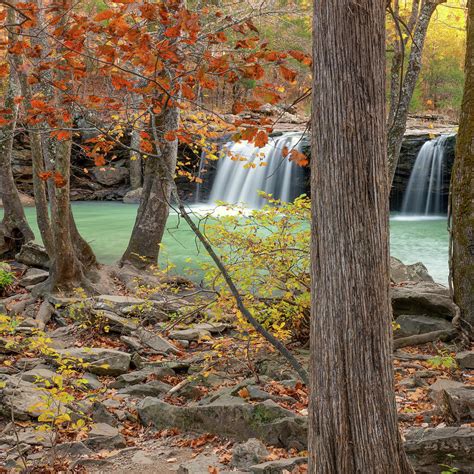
[202,194,310,343]
[0,265,14,295]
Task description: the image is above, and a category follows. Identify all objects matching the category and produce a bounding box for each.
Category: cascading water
[207,132,307,208]
[401,134,453,216]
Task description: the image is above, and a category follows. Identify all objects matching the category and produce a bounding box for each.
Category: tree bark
[310,0,412,472]
[130,129,143,190]
[0,11,34,256]
[387,0,446,184]
[120,106,179,269]
[450,0,474,334]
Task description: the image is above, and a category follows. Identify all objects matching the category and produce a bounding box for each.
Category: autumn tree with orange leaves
[0,0,310,291]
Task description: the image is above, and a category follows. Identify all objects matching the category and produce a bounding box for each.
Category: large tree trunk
[0,15,35,256]
[120,106,179,269]
[387,0,446,184]
[451,0,474,334]
[310,0,412,472]
[129,129,143,190]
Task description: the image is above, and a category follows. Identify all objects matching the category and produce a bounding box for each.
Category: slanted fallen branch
[393,328,457,350]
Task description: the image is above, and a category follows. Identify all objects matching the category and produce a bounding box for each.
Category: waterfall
[207,132,307,208]
[401,134,453,216]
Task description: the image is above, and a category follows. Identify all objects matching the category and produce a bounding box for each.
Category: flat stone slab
[405,427,474,473]
[138,397,307,450]
[54,347,131,376]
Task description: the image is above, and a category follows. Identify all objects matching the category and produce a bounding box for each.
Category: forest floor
[0,255,473,473]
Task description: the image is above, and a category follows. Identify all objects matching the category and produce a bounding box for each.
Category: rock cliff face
[390,132,456,212]
[3,125,456,210]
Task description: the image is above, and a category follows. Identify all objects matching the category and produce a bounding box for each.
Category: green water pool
[3,202,449,284]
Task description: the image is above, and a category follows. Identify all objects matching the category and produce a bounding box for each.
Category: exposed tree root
[393,329,457,350]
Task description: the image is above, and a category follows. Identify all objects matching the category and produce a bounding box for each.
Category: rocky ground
[0,243,472,473]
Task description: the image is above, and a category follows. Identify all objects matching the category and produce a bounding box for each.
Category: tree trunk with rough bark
[129,129,143,190]
[310,0,413,472]
[120,106,179,269]
[451,0,474,334]
[0,10,35,256]
[387,0,446,184]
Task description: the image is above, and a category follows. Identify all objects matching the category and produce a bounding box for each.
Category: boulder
[19,268,49,287]
[54,347,131,376]
[100,310,138,334]
[109,366,174,389]
[231,438,269,469]
[177,454,222,474]
[405,427,474,473]
[390,257,434,284]
[0,376,64,420]
[84,423,126,451]
[15,242,50,269]
[119,380,172,397]
[123,187,142,204]
[395,314,452,338]
[169,328,211,342]
[138,397,307,449]
[429,379,474,421]
[249,457,307,474]
[20,367,57,384]
[92,167,129,186]
[456,350,474,369]
[135,328,180,355]
[391,282,456,319]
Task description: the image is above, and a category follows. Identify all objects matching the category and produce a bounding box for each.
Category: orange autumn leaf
[38,171,52,181]
[237,387,250,399]
[254,130,268,148]
[232,101,245,114]
[289,149,309,167]
[94,10,114,22]
[54,171,67,188]
[279,65,297,83]
[288,50,312,67]
[164,131,177,141]
[282,146,289,157]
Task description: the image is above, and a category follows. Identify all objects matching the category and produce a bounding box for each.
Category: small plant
[440,454,460,473]
[0,266,14,295]
[202,194,310,343]
[428,349,458,370]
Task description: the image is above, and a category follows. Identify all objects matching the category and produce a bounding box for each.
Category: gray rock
[395,314,452,338]
[80,372,103,391]
[0,427,55,447]
[54,347,131,376]
[84,423,126,451]
[131,450,153,465]
[95,294,147,309]
[390,257,434,284]
[456,350,474,369]
[55,441,93,458]
[250,457,307,473]
[138,398,307,449]
[119,380,171,397]
[429,379,474,421]
[20,367,57,384]
[19,268,49,287]
[120,335,143,351]
[231,438,269,469]
[90,401,118,426]
[177,454,221,474]
[100,310,139,334]
[92,167,129,186]
[15,242,50,269]
[405,427,474,473]
[0,376,65,420]
[135,328,180,354]
[391,282,456,319]
[169,328,211,342]
[110,366,174,389]
[123,187,142,204]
